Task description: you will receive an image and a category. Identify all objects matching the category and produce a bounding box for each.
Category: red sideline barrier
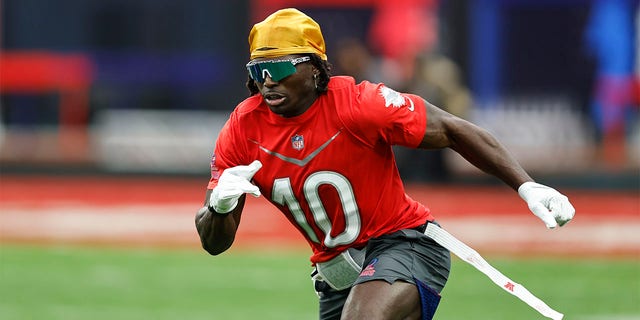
[0,176,637,218]
[1,175,638,257]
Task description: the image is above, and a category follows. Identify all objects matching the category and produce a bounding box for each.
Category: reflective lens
[246,56,311,82]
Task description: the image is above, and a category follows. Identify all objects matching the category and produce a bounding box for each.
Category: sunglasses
[246,56,311,83]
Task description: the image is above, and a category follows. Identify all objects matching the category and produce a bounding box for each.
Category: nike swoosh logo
[250,130,342,167]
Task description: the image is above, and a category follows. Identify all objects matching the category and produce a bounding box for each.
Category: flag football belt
[423,223,564,320]
[311,222,442,292]
[314,247,365,291]
[313,223,430,292]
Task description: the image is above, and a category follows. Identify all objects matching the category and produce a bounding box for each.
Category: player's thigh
[341,280,420,320]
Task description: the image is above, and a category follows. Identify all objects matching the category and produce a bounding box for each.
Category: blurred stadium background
[1,0,639,319]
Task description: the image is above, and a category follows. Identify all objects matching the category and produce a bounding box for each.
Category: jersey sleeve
[207,111,246,189]
[343,81,427,148]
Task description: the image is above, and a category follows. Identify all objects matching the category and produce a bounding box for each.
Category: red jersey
[208,76,435,264]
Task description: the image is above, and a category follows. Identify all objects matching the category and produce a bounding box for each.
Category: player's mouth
[263,92,287,107]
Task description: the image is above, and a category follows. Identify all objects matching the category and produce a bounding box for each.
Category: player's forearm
[448,119,532,190]
[195,198,244,255]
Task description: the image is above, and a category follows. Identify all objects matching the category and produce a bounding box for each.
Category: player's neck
[283,91,319,118]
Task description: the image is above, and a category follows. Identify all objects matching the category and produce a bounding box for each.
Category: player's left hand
[518,181,575,229]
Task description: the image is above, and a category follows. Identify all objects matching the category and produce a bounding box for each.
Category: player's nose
[263,75,278,87]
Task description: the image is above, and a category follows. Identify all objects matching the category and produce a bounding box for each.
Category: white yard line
[1,204,638,256]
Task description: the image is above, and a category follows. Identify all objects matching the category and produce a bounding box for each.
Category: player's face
[249,55,318,118]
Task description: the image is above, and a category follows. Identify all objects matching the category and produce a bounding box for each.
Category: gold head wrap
[248,8,327,60]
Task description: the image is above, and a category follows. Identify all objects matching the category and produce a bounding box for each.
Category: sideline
[1,176,638,257]
[1,200,637,257]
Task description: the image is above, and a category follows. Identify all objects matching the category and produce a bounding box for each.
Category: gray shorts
[313,222,451,320]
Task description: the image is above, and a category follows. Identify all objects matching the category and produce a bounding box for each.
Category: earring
[313,74,318,89]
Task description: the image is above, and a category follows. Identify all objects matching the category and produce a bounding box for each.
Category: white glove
[518,181,575,229]
[209,160,262,213]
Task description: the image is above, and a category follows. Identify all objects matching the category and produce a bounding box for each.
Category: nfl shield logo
[291,134,304,150]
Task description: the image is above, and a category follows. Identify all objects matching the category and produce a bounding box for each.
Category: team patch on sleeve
[379,86,415,112]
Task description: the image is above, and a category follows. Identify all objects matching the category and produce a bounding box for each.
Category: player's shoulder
[226,94,267,124]
[327,75,356,90]
[217,95,266,142]
[324,77,382,142]
[327,76,380,96]
[326,76,385,118]
[217,95,263,154]
[234,94,263,115]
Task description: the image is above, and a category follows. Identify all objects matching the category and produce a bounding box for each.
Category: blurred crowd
[329,0,638,180]
[329,0,472,182]
[0,0,638,183]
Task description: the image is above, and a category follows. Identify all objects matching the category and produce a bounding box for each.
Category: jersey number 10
[271,171,362,248]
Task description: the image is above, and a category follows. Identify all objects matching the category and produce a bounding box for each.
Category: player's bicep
[419,100,457,149]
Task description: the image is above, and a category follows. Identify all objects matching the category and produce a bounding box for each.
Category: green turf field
[0,244,638,320]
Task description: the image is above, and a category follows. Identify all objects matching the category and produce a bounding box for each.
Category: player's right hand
[208,160,262,214]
